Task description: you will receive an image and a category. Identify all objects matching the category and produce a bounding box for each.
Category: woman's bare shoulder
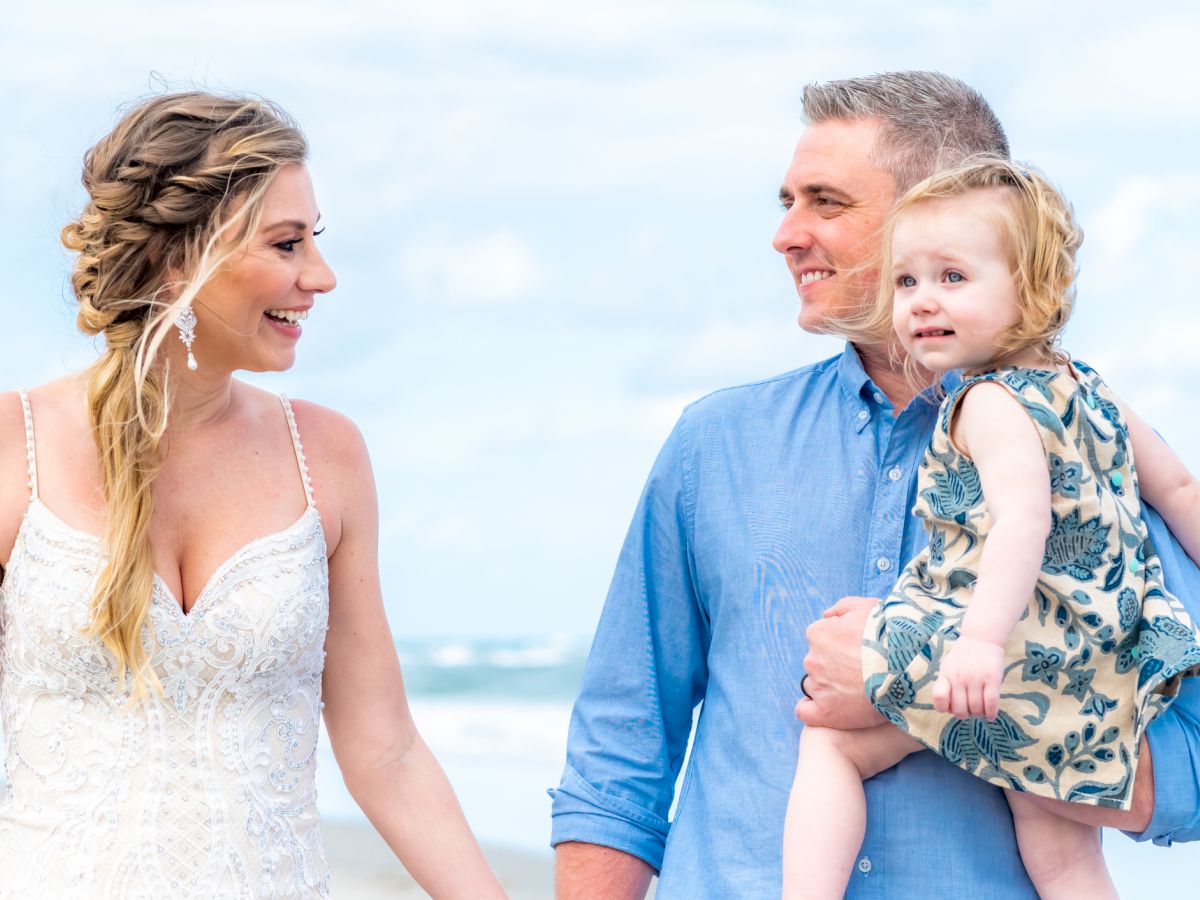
[20,374,89,417]
[0,389,27,467]
[0,375,87,566]
[1,375,84,457]
[284,397,371,469]
[278,398,375,555]
[279,397,374,530]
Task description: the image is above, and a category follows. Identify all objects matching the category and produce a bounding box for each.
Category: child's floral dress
[863,362,1200,809]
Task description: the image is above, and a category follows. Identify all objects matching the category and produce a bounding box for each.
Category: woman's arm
[935,383,1052,719]
[1117,397,1200,566]
[303,404,506,899]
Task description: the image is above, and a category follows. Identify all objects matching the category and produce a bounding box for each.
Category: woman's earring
[177,306,198,371]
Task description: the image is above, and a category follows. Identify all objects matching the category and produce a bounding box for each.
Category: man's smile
[798,270,834,285]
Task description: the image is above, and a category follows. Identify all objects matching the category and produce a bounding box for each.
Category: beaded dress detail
[0,390,331,898]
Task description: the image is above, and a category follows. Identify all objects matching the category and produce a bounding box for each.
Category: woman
[0,92,506,898]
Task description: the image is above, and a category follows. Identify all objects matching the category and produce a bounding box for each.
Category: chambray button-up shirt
[551,345,1200,899]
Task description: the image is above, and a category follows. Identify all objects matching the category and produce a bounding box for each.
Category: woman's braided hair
[60,92,307,696]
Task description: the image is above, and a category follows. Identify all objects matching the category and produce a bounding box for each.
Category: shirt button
[858,856,873,873]
[887,466,902,482]
[876,557,892,572]
[872,391,885,404]
[857,409,869,421]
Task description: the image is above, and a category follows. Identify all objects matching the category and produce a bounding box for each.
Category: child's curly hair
[858,157,1084,385]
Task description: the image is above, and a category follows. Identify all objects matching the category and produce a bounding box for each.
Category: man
[550,72,1200,898]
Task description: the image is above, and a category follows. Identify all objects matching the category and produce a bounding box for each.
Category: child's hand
[931,634,1005,720]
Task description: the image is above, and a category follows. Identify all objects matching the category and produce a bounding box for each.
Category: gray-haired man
[551,71,1200,898]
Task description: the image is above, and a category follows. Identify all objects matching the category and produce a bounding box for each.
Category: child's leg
[1006,791,1118,900]
[782,724,922,900]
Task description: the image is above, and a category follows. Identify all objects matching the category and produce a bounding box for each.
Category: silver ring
[800,673,814,701]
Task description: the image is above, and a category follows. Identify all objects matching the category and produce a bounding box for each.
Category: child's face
[890,190,1037,373]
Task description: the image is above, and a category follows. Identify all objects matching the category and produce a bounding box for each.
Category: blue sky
[3,1,1199,638]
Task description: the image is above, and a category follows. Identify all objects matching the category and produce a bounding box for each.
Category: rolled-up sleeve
[549,410,710,870]
[1130,504,1200,845]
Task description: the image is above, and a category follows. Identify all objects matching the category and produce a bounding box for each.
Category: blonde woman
[0,92,506,898]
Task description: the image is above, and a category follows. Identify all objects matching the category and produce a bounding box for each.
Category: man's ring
[800,674,813,701]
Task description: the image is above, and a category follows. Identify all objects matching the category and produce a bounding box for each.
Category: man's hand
[795,595,886,730]
[931,634,1005,720]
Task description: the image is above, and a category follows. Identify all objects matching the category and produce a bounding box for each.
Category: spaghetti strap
[16,387,38,501]
[279,394,315,509]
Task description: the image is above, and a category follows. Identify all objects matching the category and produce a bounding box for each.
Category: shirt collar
[837,342,875,402]
[838,342,961,420]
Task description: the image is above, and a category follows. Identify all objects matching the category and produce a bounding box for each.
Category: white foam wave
[315,698,572,852]
[428,643,478,667]
[398,634,588,671]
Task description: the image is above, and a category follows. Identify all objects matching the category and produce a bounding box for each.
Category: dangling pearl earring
[176,305,198,371]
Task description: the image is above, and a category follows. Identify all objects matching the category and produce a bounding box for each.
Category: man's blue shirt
[551,345,1200,898]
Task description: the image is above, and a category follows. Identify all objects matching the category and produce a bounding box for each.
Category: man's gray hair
[803,71,1009,193]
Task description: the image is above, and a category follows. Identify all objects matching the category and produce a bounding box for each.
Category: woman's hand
[931,634,1004,720]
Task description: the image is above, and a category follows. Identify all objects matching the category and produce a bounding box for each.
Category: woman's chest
[1,504,330,703]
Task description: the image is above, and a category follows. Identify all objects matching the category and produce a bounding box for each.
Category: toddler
[782,159,1200,899]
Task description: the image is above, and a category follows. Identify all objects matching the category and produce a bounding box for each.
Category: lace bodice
[0,390,331,899]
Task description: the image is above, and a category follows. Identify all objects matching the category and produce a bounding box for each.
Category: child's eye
[945,271,964,283]
[896,274,916,288]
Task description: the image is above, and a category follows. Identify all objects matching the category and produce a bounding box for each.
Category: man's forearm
[556,841,656,900]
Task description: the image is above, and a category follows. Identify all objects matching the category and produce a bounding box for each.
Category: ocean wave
[396,634,589,701]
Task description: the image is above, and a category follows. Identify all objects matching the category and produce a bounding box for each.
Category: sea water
[319,635,1200,894]
[315,634,584,855]
[2,634,1197,894]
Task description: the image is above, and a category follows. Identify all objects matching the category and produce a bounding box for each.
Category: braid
[60,91,307,696]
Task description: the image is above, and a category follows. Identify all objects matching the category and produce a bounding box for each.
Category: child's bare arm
[935,383,1051,719]
[954,383,1052,642]
[1116,396,1200,567]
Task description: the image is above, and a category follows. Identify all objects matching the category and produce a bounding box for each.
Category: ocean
[2,634,1198,895]
[327,636,1200,898]
[316,634,584,854]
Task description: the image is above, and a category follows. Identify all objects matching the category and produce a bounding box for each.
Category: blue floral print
[863,363,1200,809]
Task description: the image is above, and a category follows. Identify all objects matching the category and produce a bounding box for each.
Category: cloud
[1082,313,1200,464]
[6,3,1200,640]
[399,231,543,305]
[647,319,840,389]
[1004,16,1200,126]
[1083,173,1200,281]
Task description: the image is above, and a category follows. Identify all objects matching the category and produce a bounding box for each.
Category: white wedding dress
[0,389,332,898]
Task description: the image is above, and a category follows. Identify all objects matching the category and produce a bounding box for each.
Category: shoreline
[324,819,554,899]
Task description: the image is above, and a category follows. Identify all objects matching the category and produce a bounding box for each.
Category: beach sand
[325,819,555,899]
[325,820,661,898]
[326,812,1200,899]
